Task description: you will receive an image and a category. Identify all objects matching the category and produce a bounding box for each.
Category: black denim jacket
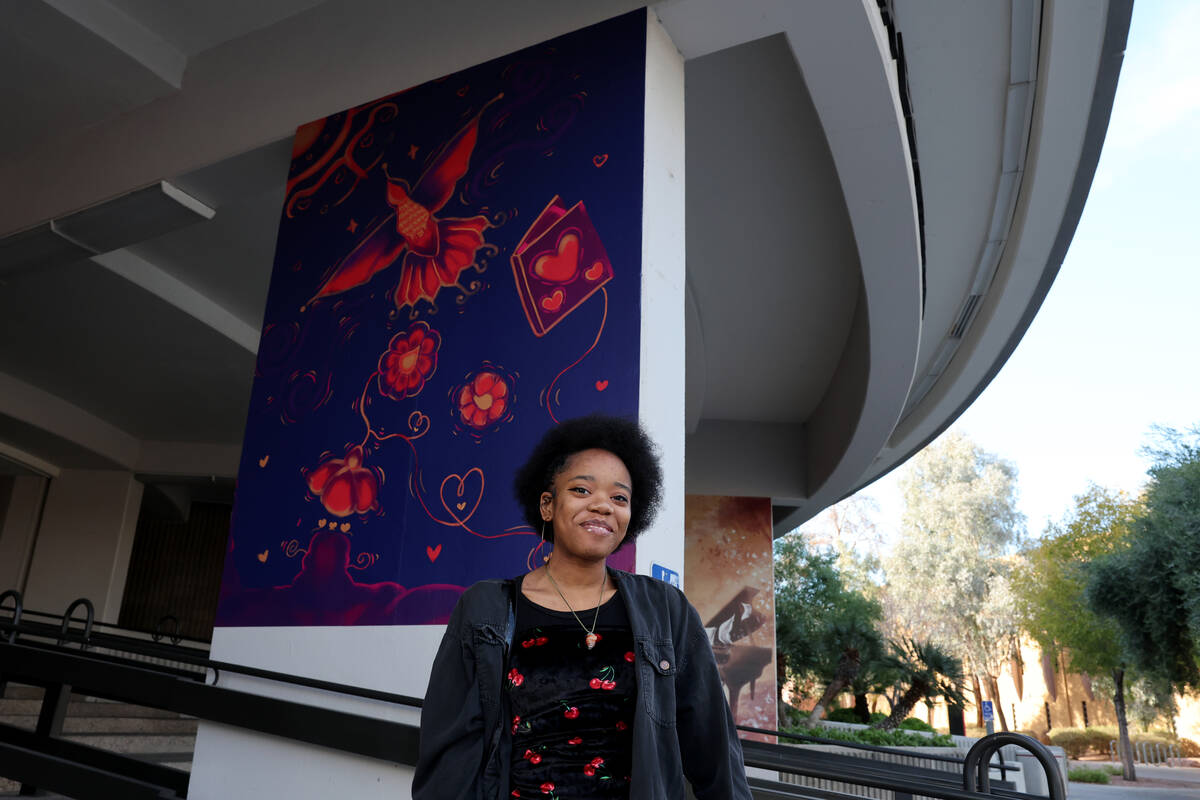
[413,568,752,799]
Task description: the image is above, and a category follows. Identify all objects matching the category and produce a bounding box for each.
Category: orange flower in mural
[306,445,380,517]
[378,321,441,400]
[456,369,511,431]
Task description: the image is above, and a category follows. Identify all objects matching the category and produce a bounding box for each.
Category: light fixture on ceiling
[0,181,214,275]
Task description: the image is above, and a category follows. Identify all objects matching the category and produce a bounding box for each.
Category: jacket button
[659,659,670,670]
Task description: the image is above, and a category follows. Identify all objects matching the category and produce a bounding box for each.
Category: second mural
[216,12,647,628]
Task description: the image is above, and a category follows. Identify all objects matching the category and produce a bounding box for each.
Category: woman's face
[540,448,633,563]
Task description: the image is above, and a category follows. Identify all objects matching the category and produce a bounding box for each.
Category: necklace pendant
[585,633,599,650]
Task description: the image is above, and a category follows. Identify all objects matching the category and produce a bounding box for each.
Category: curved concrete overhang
[670,1,922,519]
[853,0,1134,496]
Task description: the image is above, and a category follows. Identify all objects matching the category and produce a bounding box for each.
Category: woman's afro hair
[513,414,663,547]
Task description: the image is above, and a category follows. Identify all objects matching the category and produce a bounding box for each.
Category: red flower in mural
[392,215,490,310]
[308,101,497,312]
[456,369,512,431]
[378,321,441,399]
[305,445,379,517]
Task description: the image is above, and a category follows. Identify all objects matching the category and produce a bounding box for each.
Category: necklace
[544,562,606,650]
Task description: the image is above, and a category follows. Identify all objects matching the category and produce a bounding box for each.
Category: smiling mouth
[581,521,613,535]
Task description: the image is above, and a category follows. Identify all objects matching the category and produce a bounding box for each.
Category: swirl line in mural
[543,287,608,424]
[286,101,400,218]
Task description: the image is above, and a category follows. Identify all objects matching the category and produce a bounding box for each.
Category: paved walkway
[1067,762,1200,799]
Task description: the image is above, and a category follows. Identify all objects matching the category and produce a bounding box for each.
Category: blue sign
[651,563,680,587]
[981,701,994,722]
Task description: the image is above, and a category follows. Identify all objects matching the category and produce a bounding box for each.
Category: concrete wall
[0,476,48,594]
[21,469,143,622]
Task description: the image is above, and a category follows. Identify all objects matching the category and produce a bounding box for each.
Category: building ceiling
[0,0,1131,532]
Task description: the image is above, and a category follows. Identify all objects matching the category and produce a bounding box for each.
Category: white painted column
[189,11,685,799]
[0,476,48,594]
[22,470,143,622]
[634,12,687,585]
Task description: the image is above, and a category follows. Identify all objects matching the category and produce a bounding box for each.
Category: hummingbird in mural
[309,96,501,312]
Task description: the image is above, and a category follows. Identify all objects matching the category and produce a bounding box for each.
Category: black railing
[1,592,1062,800]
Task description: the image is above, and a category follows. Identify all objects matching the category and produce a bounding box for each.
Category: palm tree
[872,639,966,731]
[807,615,884,723]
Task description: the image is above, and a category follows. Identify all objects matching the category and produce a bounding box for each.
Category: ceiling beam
[0,371,140,470]
[92,249,260,354]
[40,0,186,88]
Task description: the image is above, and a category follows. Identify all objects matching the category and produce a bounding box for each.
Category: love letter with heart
[510,195,614,337]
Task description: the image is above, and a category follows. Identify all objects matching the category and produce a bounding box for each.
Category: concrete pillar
[0,476,48,594]
[190,10,684,799]
[22,469,143,623]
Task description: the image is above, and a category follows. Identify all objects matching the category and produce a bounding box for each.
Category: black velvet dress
[507,584,635,799]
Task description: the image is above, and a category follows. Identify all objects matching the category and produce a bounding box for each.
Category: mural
[216,11,647,628]
[684,496,778,741]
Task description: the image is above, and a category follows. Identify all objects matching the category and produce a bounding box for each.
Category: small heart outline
[593,154,609,168]
[257,550,269,563]
[595,380,609,392]
[584,261,604,281]
[427,544,442,562]
[258,455,269,468]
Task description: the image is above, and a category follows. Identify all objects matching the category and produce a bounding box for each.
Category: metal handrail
[1,604,423,709]
[963,732,1063,800]
[57,598,94,648]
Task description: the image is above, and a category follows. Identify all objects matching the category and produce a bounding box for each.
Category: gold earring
[541,520,551,562]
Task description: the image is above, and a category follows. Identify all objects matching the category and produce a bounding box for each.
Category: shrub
[1067,767,1110,784]
[1180,738,1200,758]
[825,707,864,724]
[1102,765,1122,776]
[869,711,887,724]
[899,717,935,732]
[1048,729,1092,758]
[785,724,955,748]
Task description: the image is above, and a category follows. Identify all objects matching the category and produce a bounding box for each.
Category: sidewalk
[1067,761,1200,800]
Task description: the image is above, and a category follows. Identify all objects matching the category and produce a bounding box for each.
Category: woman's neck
[545,550,606,589]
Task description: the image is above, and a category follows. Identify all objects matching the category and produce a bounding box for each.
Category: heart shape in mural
[541,289,565,312]
[440,468,484,527]
[427,544,442,562]
[593,154,608,168]
[339,522,351,533]
[595,380,609,392]
[584,261,604,281]
[257,550,269,563]
[533,232,580,283]
[258,455,269,468]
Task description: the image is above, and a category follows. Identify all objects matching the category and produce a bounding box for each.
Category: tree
[884,431,1025,730]
[872,639,966,730]
[1012,485,1141,780]
[773,533,883,722]
[1089,425,1200,697]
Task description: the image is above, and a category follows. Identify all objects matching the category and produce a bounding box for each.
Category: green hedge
[784,724,955,748]
[1067,767,1110,784]
[899,718,936,732]
[1048,726,1178,758]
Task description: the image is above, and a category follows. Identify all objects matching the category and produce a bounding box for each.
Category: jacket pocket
[637,638,678,727]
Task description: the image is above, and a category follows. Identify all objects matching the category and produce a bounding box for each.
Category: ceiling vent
[0,181,213,275]
[949,294,984,340]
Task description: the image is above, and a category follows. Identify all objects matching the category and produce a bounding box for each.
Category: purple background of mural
[215,11,646,627]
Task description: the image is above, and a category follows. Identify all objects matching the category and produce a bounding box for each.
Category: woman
[413,415,751,799]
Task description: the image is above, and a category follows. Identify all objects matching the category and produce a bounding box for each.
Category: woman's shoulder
[450,577,517,622]
[610,568,689,609]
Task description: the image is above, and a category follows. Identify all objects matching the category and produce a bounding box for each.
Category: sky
[847,0,1200,545]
